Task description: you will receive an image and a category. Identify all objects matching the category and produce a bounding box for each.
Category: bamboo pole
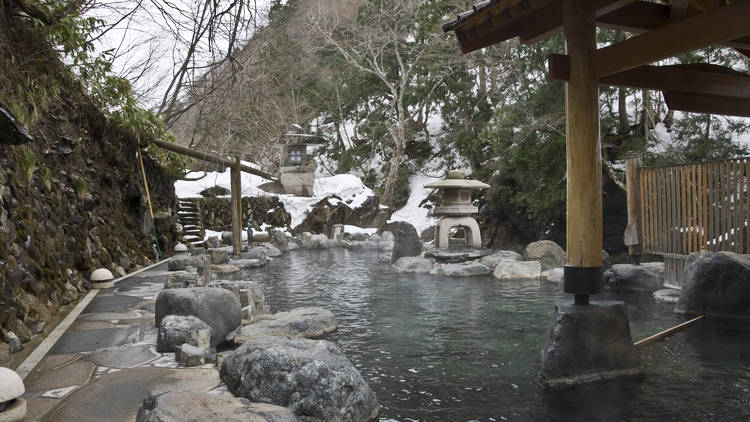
[231,156,242,255]
[633,315,704,347]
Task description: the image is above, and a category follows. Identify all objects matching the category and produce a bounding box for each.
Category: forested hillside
[169,0,750,249]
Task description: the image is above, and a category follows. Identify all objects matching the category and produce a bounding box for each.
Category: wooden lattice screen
[633,157,750,286]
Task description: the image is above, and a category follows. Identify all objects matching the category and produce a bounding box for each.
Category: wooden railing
[626,156,750,286]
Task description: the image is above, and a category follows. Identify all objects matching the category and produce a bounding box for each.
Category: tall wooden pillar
[562,0,602,305]
[231,156,242,255]
[624,157,643,258]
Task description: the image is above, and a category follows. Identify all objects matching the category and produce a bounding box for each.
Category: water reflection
[230,248,750,421]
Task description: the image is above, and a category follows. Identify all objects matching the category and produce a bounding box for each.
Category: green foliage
[38,166,52,190]
[74,176,88,199]
[18,147,38,182]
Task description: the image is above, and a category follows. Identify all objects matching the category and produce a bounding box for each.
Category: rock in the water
[211,264,241,274]
[155,288,241,347]
[221,337,378,422]
[540,301,640,389]
[208,280,269,321]
[241,247,268,262]
[136,391,298,422]
[432,262,490,277]
[391,257,434,273]
[157,315,212,353]
[676,251,750,318]
[653,288,680,304]
[209,249,230,265]
[164,270,204,289]
[603,262,664,292]
[381,231,394,242]
[229,307,337,344]
[269,229,289,252]
[424,248,493,263]
[479,251,523,268]
[541,268,564,284]
[265,245,282,257]
[168,255,210,272]
[524,240,565,271]
[391,222,422,264]
[205,236,221,249]
[350,232,368,241]
[229,258,266,269]
[493,260,542,280]
[175,343,206,367]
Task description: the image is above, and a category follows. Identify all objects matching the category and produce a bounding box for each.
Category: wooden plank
[693,165,700,252]
[697,164,703,249]
[681,166,688,254]
[640,167,648,251]
[625,157,643,255]
[737,159,744,253]
[672,166,679,253]
[746,159,750,253]
[590,0,750,77]
[720,161,727,250]
[563,0,602,269]
[714,161,721,250]
[661,167,668,252]
[702,163,709,250]
[706,162,713,250]
[656,168,662,252]
[230,156,242,255]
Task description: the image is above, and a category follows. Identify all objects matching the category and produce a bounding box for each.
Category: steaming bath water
[232,248,750,421]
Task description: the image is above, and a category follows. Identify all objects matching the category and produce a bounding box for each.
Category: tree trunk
[382,141,404,206]
[663,109,674,129]
[618,88,629,134]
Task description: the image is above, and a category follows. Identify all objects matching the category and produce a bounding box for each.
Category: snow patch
[388,173,442,234]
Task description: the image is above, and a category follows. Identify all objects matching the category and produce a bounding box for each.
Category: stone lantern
[0,367,26,421]
[274,125,326,197]
[90,268,115,289]
[424,170,489,248]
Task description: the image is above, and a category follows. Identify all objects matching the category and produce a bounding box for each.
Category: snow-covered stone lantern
[0,367,26,421]
[424,170,490,248]
[90,268,115,289]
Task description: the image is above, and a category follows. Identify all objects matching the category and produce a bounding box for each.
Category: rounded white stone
[90,268,114,282]
[174,243,188,253]
[0,368,25,402]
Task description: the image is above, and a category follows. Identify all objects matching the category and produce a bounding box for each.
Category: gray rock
[350,232,368,241]
[424,248,493,263]
[209,249,230,265]
[541,268,564,284]
[254,232,271,243]
[653,288,680,304]
[230,259,266,269]
[221,337,379,422]
[391,222,422,264]
[302,234,330,249]
[2,330,22,353]
[164,270,203,289]
[265,245,282,257]
[222,231,233,245]
[540,300,640,389]
[208,280,269,321]
[524,240,565,271]
[211,264,241,274]
[155,288,241,347]
[493,260,541,280]
[168,255,210,272]
[269,229,289,252]
[676,251,750,318]
[347,240,379,250]
[136,391,298,422]
[603,262,664,292]
[0,342,9,366]
[157,315,212,353]
[431,262,491,277]
[381,231,394,242]
[369,234,382,242]
[241,247,268,262]
[229,307,337,344]
[480,251,523,268]
[205,236,221,249]
[175,343,206,367]
[391,257,434,273]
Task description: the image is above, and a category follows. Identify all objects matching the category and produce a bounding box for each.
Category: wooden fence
[627,156,750,286]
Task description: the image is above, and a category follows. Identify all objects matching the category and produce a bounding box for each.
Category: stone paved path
[21,262,227,422]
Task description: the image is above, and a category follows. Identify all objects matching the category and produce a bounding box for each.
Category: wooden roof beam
[589,0,750,78]
[550,54,750,99]
[663,92,750,117]
[519,0,637,43]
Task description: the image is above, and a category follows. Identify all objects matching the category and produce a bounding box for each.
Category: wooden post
[231,156,242,255]
[624,157,643,257]
[562,0,602,305]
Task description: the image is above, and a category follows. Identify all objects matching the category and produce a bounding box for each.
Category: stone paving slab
[23,355,95,392]
[81,344,160,369]
[40,367,221,422]
[48,326,142,354]
[82,294,144,313]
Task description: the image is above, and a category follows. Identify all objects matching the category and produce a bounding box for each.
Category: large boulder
[229,258,266,269]
[424,248,493,263]
[603,262,664,292]
[390,222,422,264]
[493,260,542,280]
[524,240,565,271]
[136,391,298,422]
[208,280,269,321]
[156,315,212,353]
[221,337,379,422]
[391,257,434,273]
[269,229,289,252]
[480,251,523,268]
[229,307,337,344]
[241,247,268,262]
[168,254,210,272]
[163,270,205,289]
[155,288,241,347]
[431,262,491,277]
[676,251,750,318]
